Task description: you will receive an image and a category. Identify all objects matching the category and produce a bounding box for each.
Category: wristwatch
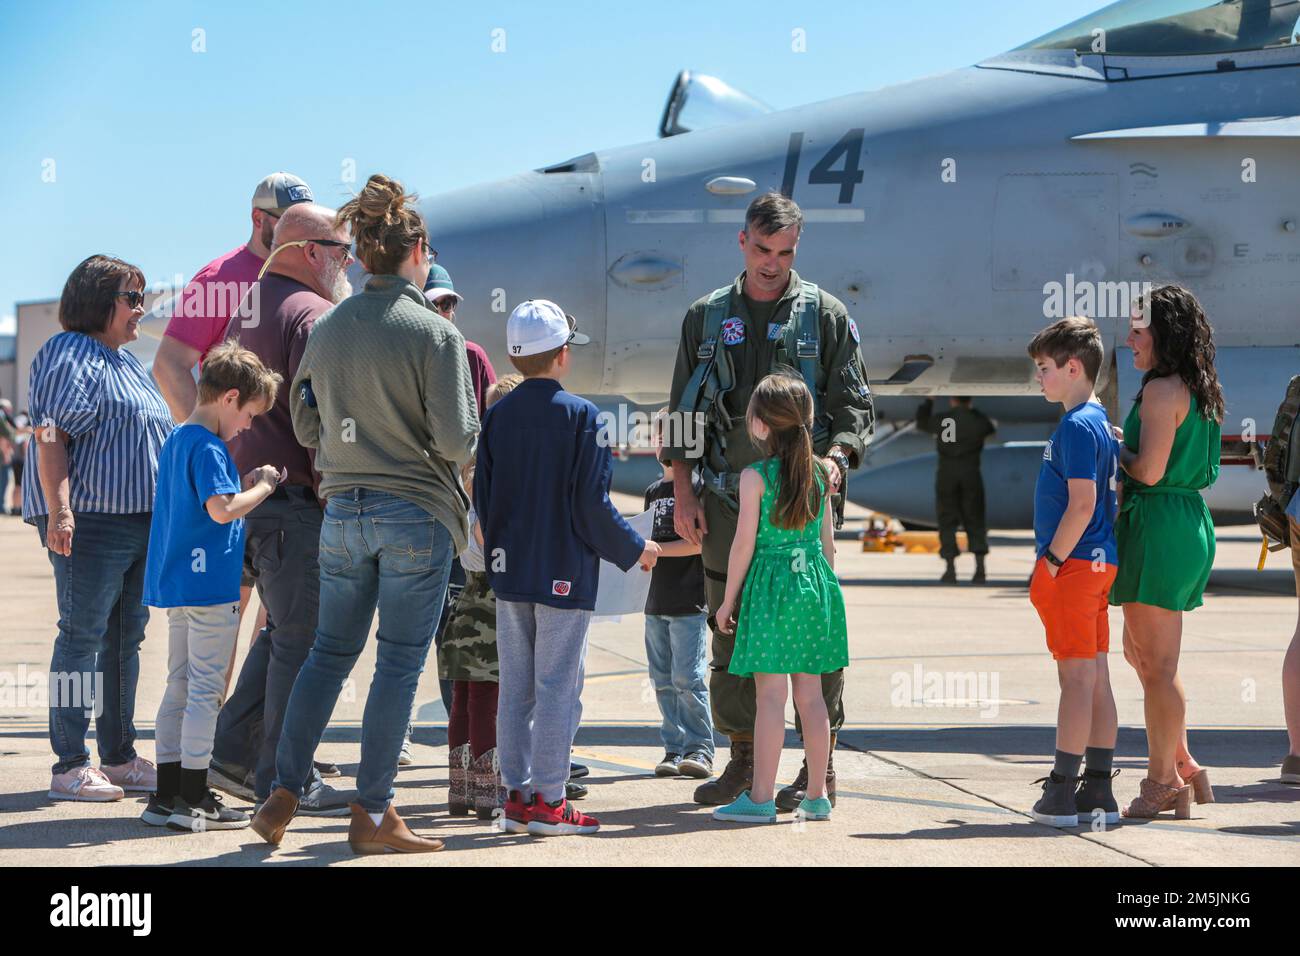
[1044,549,1064,568]
[827,449,850,480]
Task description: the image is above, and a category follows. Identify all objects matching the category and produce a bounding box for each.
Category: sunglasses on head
[115,290,146,309]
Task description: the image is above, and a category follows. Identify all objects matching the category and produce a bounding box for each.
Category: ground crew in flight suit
[916,396,996,584]
[662,192,874,810]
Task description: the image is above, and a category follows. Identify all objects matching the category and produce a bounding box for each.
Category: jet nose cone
[419,168,607,391]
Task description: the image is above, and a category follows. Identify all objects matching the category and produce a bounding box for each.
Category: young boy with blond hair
[142,340,283,831]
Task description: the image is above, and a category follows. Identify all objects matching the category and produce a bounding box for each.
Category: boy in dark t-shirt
[643,412,715,780]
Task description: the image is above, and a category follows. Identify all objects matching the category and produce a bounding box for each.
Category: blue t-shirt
[143,424,244,608]
[1034,401,1118,565]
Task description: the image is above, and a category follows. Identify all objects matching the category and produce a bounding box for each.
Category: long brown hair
[335,173,427,277]
[746,372,828,530]
[1134,284,1225,423]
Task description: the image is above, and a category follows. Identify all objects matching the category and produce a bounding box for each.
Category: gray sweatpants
[495,600,592,803]
[155,603,240,770]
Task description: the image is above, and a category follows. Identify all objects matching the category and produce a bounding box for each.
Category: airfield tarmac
[0,498,1296,868]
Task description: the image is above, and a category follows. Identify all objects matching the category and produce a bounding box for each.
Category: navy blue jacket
[474,378,645,610]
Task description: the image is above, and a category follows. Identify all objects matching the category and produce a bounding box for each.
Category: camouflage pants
[437,571,499,683]
[701,489,845,742]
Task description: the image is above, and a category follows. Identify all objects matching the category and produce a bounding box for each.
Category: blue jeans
[644,612,714,758]
[35,512,152,774]
[273,490,453,813]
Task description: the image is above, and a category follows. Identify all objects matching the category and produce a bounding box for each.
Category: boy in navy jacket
[475,300,659,836]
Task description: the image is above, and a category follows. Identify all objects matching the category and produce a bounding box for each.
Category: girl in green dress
[1113,285,1224,819]
[713,373,849,823]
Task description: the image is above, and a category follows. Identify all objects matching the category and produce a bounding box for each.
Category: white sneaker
[50,766,125,802]
[100,755,157,792]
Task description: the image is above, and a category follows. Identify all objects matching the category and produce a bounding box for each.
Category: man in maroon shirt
[207,202,353,810]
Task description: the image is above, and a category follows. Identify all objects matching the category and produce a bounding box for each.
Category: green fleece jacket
[290,274,479,552]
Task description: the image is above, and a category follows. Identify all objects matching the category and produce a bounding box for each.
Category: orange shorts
[1029,557,1117,660]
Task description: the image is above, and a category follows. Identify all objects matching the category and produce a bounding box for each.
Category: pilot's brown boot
[693,739,753,805]
[348,803,444,854]
[250,786,299,845]
[776,733,838,811]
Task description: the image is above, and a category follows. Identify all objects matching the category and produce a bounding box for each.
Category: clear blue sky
[0,0,1105,340]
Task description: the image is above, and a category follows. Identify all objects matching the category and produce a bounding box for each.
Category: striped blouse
[22,332,174,521]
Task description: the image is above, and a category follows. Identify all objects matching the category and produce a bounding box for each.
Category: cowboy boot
[692,739,753,805]
[776,732,837,811]
[471,747,505,821]
[448,743,472,816]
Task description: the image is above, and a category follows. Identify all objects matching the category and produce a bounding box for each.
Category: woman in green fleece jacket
[251,174,479,856]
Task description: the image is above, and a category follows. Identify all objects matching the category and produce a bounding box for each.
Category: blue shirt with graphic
[143,424,244,608]
[1034,401,1119,565]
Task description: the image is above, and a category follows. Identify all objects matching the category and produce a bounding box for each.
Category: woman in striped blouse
[25,255,173,803]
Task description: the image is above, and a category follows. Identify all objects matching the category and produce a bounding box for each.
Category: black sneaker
[166,791,250,831]
[655,753,683,777]
[565,779,589,800]
[1075,769,1120,825]
[313,760,342,778]
[678,751,713,779]
[1030,773,1080,828]
[140,792,174,827]
[569,761,589,779]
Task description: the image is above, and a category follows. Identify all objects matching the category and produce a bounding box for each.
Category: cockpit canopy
[1016,0,1300,57]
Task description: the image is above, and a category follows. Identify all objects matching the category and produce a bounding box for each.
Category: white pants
[155,603,240,770]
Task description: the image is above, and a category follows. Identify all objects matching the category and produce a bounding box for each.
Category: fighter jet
[113,1,1283,529]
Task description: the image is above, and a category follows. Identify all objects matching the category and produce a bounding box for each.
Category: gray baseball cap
[252,172,314,216]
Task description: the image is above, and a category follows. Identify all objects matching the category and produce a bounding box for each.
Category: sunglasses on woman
[115,290,146,309]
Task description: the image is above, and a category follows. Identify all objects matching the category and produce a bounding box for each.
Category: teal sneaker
[712,790,777,823]
[796,795,832,820]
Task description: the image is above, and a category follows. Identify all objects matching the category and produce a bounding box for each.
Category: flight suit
[663,269,874,742]
[915,399,995,559]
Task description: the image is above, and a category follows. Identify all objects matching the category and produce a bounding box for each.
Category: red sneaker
[502,790,534,834]
[527,797,600,836]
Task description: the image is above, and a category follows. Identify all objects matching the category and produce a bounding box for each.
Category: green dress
[1109,391,1219,611]
[729,458,849,677]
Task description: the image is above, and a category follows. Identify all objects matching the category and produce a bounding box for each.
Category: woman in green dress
[712,373,849,824]
[1111,285,1224,818]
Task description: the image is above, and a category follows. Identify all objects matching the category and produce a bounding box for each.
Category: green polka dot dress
[729,458,849,678]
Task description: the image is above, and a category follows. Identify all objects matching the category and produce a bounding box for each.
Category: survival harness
[1252,374,1300,559]
[676,280,833,518]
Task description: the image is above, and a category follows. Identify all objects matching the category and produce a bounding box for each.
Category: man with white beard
[205,204,355,814]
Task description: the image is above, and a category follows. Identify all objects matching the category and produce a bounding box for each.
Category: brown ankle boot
[250,786,299,845]
[448,744,472,816]
[347,803,444,854]
[776,733,838,811]
[693,739,753,805]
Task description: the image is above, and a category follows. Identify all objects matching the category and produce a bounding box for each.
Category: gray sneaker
[299,770,354,817]
[679,751,714,779]
[398,735,414,767]
[208,759,256,802]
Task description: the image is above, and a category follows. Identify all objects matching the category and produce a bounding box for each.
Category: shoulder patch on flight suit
[721,317,745,346]
[848,317,860,343]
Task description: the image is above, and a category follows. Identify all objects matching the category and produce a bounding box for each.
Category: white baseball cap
[506,299,591,357]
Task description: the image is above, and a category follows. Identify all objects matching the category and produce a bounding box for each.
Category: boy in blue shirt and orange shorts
[1026,317,1121,828]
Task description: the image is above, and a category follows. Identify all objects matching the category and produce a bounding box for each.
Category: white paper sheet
[592,508,654,621]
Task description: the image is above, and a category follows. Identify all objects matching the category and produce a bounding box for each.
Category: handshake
[639,539,662,571]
